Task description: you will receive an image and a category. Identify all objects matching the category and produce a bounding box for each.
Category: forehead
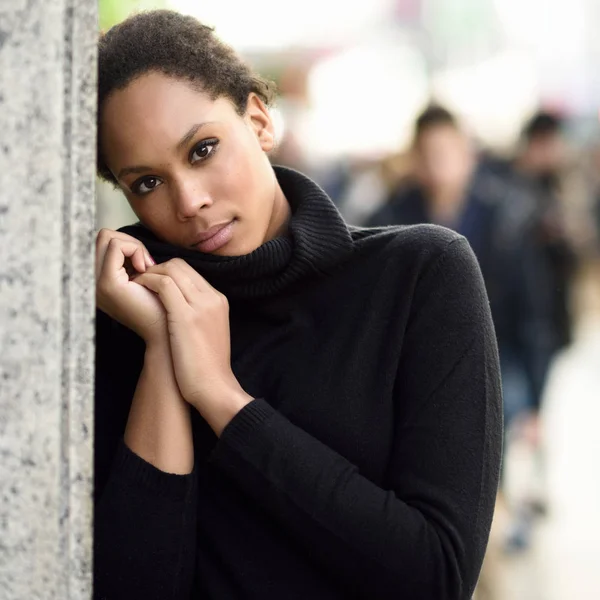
[100,72,237,158]
[417,125,464,148]
[530,132,562,146]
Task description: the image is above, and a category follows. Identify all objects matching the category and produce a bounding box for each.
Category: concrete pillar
[0,1,97,598]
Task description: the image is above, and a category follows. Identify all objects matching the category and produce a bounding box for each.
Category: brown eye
[132,176,162,195]
[190,139,218,164]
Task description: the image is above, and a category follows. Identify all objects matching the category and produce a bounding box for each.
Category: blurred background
[98,1,600,598]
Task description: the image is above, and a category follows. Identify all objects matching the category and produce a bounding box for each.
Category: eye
[132,176,163,196]
[190,138,219,164]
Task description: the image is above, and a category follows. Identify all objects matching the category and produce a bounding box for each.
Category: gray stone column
[0,1,97,599]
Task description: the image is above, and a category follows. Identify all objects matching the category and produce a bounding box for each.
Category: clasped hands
[96,229,253,435]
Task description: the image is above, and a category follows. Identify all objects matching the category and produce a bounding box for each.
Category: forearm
[95,336,197,600]
[94,441,197,600]
[124,340,194,474]
[212,399,472,599]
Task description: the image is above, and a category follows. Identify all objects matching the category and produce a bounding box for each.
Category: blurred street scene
[476,267,600,600]
[98,0,600,597]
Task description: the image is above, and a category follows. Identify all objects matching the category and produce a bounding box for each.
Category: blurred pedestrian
[513,111,578,351]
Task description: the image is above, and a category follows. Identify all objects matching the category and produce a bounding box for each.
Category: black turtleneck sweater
[94,167,502,600]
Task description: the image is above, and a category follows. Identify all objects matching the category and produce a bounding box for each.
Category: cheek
[127,194,173,229]
[216,138,271,209]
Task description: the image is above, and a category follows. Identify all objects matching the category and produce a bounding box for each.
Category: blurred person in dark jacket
[512,111,577,350]
[595,193,600,250]
[368,106,557,552]
[590,143,600,249]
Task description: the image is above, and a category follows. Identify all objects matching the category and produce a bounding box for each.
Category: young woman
[94,10,502,600]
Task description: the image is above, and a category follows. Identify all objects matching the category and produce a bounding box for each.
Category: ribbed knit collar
[120,166,353,299]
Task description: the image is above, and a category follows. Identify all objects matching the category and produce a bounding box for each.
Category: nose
[173,177,213,221]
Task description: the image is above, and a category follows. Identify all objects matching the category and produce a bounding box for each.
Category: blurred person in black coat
[512,111,577,351]
[368,106,557,551]
[595,194,600,247]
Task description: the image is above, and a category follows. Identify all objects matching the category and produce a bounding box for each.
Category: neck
[264,179,292,243]
[515,154,534,175]
[426,184,468,225]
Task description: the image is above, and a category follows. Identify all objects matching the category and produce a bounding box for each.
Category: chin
[212,240,256,257]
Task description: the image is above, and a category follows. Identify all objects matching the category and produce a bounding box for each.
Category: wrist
[196,383,253,437]
[143,327,169,349]
[143,337,173,368]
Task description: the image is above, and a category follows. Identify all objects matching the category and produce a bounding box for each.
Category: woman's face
[100,72,288,256]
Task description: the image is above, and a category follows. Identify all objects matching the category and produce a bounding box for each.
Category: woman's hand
[96,229,167,344]
[133,259,253,435]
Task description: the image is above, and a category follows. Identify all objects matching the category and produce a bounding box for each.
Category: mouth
[192,220,235,253]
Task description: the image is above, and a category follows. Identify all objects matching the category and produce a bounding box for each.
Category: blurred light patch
[171,0,393,50]
[494,0,586,55]
[493,0,589,111]
[432,50,539,147]
[305,39,428,159]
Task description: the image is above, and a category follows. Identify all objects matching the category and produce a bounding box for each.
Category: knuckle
[208,292,228,312]
[158,276,173,290]
[96,229,110,246]
[217,292,229,307]
[126,233,141,244]
[107,237,120,249]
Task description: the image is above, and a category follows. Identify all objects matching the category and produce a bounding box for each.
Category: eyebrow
[117,122,215,180]
[176,122,214,152]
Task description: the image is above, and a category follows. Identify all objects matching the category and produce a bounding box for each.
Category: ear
[245,93,275,152]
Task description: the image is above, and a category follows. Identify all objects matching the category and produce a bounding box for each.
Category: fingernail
[148,255,156,265]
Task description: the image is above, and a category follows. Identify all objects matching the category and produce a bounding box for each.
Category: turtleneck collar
[119,166,354,299]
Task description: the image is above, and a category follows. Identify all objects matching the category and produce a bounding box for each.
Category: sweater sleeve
[93,311,198,600]
[209,237,503,600]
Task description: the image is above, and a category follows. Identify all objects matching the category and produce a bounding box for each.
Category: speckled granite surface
[0,1,96,598]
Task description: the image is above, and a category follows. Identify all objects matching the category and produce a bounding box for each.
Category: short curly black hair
[97,10,277,184]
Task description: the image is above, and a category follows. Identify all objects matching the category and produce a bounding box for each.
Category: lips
[193,222,232,243]
[192,220,235,253]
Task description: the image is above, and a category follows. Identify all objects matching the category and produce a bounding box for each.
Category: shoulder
[351,222,470,268]
[347,223,482,302]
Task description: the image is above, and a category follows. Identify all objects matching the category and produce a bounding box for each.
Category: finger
[100,238,147,282]
[96,229,134,272]
[95,229,115,278]
[148,259,212,293]
[131,246,147,275]
[171,259,214,293]
[145,260,200,304]
[133,273,189,314]
[96,229,155,278]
